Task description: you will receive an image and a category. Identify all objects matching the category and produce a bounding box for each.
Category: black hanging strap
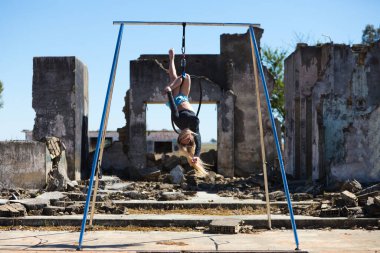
[181,22,186,78]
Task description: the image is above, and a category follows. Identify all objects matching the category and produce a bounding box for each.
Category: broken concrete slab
[156,183,175,191]
[268,191,285,201]
[16,198,50,211]
[63,192,87,201]
[292,193,313,201]
[65,203,84,214]
[45,151,70,192]
[66,180,78,191]
[138,167,161,181]
[364,204,380,217]
[43,136,65,160]
[106,182,134,191]
[0,203,26,217]
[64,192,106,202]
[43,137,71,192]
[163,156,181,170]
[374,196,380,207]
[356,183,380,196]
[98,200,127,215]
[319,208,341,217]
[159,192,187,201]
[357,191,380,206]
[341,206,363,217]
[367,197,375,205]
[341,190,358,207]
[209,218,241,234]
[42,206,66,216]
[170,165,185,184]
[123,191,149,200]
[36,191,65,201]
[0,199,9,205]
[341,179,362,193]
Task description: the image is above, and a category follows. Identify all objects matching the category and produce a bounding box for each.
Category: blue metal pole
[249,26,300,250]
[77,24,124,251]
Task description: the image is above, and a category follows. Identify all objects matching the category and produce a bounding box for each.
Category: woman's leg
[168,48,182,97]
[179,73,191,96]
[168,48,177,82]
[171,74,191,98]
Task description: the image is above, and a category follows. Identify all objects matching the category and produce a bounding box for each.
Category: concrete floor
[0,229,379,252]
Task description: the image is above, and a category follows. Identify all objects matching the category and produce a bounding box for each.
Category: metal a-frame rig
[76,21,300,251]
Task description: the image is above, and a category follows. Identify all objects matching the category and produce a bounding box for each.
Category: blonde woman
[163,49,208,176]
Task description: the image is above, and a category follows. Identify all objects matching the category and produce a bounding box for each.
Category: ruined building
[284,42,380,183]
[118,28,278,178]
[2,29,380,189]
[1,28,277,185]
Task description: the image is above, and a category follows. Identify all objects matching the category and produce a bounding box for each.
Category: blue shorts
[166,93,189,107]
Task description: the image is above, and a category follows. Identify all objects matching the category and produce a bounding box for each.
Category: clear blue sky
[0,0,379,142]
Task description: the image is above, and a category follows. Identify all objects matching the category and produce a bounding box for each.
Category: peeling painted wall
[0,141,47,189]
[285,42,380,183]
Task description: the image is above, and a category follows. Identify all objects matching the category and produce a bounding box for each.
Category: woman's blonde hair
[177,129,208,177]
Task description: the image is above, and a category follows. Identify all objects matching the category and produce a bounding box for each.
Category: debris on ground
[209,218,241,234]
[1,151,379,221]
[43,137,73,192]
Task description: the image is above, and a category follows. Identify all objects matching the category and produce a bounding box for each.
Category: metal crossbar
[113,21,260,27]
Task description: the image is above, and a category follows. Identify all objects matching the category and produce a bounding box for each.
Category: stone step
[79,176,123,188]
[52,200,318,210]
[0,203,26,217]
[62,192,108,202]
[0,214,377,229]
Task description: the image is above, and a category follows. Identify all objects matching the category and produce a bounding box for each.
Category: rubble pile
[0,151,379,220]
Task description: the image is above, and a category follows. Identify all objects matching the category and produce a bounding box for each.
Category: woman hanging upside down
[163,48,208,177]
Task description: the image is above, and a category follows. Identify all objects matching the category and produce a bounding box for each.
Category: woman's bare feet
[168,48,177,81]
[169,48,175,61]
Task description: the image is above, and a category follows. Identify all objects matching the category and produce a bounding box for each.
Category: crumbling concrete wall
[101,141,130,177]
[284,42,380,183]
[0,141,47,189]
[121,29,277,177]
[220,31,277,176]
[32,57,89,180]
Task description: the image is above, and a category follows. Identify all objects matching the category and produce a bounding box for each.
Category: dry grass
[200,143,217,153]
[127,207,266,215]
[153,143,217,159]
[0,225,195,232]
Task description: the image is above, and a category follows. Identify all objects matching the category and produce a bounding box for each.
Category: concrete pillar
[217,90,235,177]
[220,28,277,177]
[32,57,88,180]
[126,60,167,175]
[127,89,147,173]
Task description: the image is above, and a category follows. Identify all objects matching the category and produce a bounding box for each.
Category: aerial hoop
[171,22,203,134]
